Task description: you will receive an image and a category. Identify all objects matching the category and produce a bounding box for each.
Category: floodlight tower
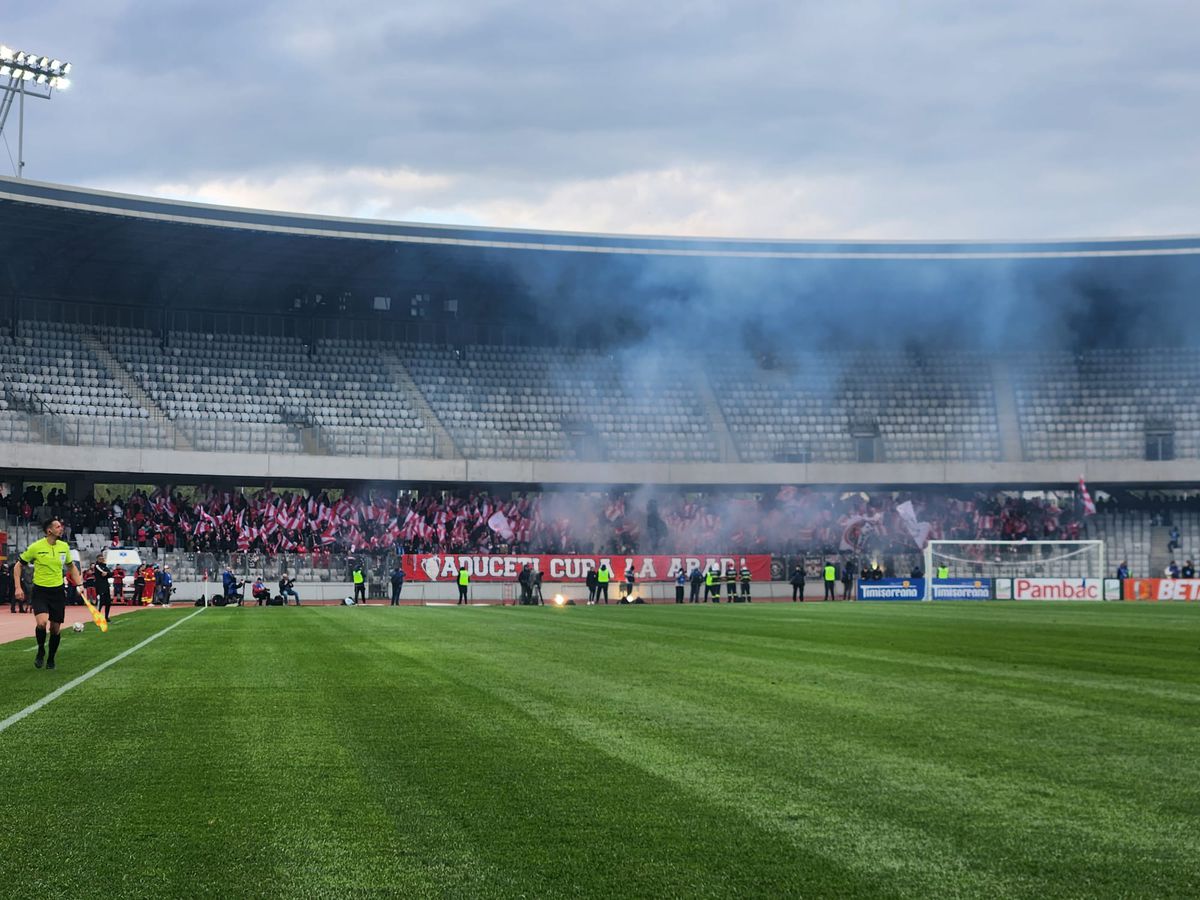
[0,44,72,178]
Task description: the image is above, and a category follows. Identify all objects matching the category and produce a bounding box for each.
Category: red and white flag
[1079,476,1097,516]
[487,510,514,541]
[895,501,932,549]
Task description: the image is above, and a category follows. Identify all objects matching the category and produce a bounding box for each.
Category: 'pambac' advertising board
[930,579,992,600]
[1122,578,1200,601]
[996,578,1102,601]
[857,579,925,601]
[400,554,772,583]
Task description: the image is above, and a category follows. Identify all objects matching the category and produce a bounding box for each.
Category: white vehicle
[97,546,144,594]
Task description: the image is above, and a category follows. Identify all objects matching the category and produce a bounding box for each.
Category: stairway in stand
[382,352,460,459]
[80,335,192,450]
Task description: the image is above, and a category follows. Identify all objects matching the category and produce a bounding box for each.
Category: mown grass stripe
[0,607,205,736]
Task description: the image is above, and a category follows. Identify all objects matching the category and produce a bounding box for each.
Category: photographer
[251,576,271,606]
[279,571,300,605]
[221,569,244,606]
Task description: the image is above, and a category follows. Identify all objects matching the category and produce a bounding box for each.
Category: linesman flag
[1079,476,1097,516]
[79,591,109,633]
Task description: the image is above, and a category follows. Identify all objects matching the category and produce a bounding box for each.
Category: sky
[3,1,1199,241]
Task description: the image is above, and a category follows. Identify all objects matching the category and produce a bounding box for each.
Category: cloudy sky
[4,1,1199,240]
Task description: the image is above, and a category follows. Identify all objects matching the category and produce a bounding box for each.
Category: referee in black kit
[13,517,83,670]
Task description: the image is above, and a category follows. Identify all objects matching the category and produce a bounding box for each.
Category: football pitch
[1,602,1197,899]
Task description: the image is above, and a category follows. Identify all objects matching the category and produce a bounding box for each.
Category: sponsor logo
[1123,579,1200,601]
[857,578,925,601]
[1013,578,1100,601]
[931,579,991,601]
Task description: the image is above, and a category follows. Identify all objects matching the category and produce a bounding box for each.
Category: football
[72,622,85,633]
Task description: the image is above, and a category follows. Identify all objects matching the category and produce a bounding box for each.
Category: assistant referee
[13,517,83,671]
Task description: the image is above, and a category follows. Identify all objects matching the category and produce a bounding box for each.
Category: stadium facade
[1,175,1199,490]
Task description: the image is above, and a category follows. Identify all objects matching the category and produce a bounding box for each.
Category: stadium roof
[2,176,1200,344]
[5,176,1200,260]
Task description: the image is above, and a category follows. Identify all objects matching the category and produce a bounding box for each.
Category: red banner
[1123,578,1200,601]
[401,554,772,583]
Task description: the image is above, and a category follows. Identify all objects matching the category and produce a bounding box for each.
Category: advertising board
[930,578,991,600]
[995,578,1102,601]
[856,578,925,601]
[1122,578,1200,601]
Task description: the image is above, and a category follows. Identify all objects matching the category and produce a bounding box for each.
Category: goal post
[924,540,1105,593]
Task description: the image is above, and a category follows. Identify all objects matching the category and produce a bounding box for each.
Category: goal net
[925,540,1105,582]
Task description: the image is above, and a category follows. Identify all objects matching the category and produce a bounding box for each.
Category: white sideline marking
[0,608,206,735]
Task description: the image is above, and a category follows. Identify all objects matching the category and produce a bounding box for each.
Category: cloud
[96,166,456,222]
[7,1,1200,239]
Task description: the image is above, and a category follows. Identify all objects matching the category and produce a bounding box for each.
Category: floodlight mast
[0,44,72,179]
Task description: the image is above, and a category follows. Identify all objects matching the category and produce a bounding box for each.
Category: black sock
[35,626,46,655]
[48,632,61,661]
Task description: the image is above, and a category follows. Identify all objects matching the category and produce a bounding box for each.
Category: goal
[925,540,1105,583]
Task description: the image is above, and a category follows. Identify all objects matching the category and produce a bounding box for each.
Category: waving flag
[1079,476,1096,516]
[487,510,514,541]
[895,501,932,549]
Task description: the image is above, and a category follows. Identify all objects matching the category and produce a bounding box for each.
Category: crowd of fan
[4,483,1089,560]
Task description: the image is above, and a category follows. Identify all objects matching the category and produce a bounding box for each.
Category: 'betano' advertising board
[400,554,772,583]
[995,578,1103,601]
[1122,578,1200,601]
[930,578,992,600]
[857,578,925,601]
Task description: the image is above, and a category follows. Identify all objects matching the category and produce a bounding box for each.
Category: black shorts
[30,584,67,623]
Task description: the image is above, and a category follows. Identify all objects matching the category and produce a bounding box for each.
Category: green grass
[1,602,1198,898]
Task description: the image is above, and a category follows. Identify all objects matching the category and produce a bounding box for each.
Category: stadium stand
[1086,511,1153,578]
[0,322,171,448]
[102,328,435,456]
[1013,349,1200,460]
[3,481,1086,562]
[396,341,719,462]
[1,321,1199,467]
[713,351,1002,463]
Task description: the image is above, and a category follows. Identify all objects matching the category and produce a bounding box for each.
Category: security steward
[790,564,806,602]
[689,565,703,603]
[596,564,610,604]
[14,517,83,670]
[936,563,950,579]
[739,561,752,602]
[351,561,366,604]
[823,560,837,601]
[705,566,718,602]
[457,564,470,605]
[1,559,20,613]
